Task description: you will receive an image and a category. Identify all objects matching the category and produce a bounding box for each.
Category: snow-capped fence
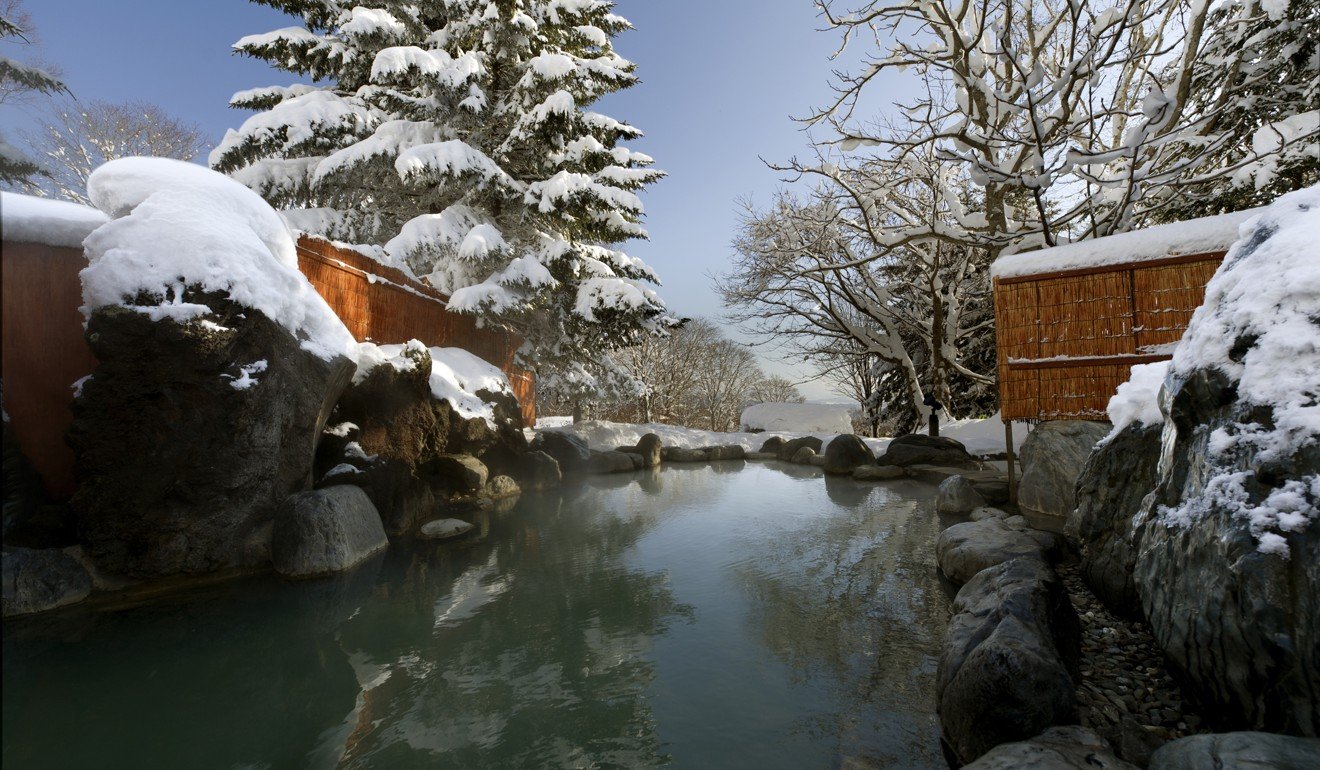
[990,208,1257,422]
[293,235,536,426]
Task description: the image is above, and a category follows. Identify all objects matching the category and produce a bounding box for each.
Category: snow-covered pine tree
[0,13,68,185]
[212,1,671,385]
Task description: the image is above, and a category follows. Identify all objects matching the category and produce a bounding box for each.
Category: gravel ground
[1059,563,1210,765]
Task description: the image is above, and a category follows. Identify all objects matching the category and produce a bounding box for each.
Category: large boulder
[1134,364,1320,736]
[853,464,905,481]
[70,297,354,578]
[1068,422,1161,616]
[704,444,746,461]
[433,454,489,493]
[627,433,663,468]
[778,436,823,462]
[1148,732,1320,770]
[938,557,1081,766]
[791,446,817,464]
[963,726,1138,770]
[589,450,637,474]
[823,434,874,475]
[1017,420,1110,518]
[271,486,388,577]
[531,431,593,476]
[759,436,786,454]
[937,475,986,514]
[1,546,93,617]
[663,446,709,463]
[325,342,526,535]
[1133,193,1319,737]
[877,434,979,468]
[518,451,561,491]
[936,517,1053,585]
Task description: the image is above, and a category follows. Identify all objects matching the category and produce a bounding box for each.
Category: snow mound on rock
[1105,361,1170,439]
[1162,184,1320,554]
[0,192,107,248]
[80,157,357,362]
[355,340,511,424]
[740,402,853,434]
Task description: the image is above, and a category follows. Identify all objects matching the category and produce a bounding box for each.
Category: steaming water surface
[3,462,954,769]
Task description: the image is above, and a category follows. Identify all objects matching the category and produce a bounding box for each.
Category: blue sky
[3,0,913,399]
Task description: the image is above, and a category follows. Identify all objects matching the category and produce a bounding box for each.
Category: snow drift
[739,402,853,434]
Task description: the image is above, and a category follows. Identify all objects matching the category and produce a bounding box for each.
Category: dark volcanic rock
[778,436,823,462]
[1068,422,1161,616]
[519,451,561,491]
[327,342,527,534]
[663,446,708,463]
[1,546,92,617]
[433,454,489,493]
[704,444,746,461]
[1134,363,1320,736]
[877,434,978,468]
[937,475,986,514]
[759,436,786,454]
[1017,420,1111,518]
[272,486,387,577]
[962,726,1138,770]
[936,517,1052,585]
[1149,732,1320,770]
[70,296,354,578]
[938,557,1081,765]
[589,450,636,474]
[531,431,593,476]
[823,434,874,474]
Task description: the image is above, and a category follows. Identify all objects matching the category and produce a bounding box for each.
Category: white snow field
[0,191,107,248]
[739,402,853,434]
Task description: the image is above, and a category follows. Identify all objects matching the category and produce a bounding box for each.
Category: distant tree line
[538,318,804,431]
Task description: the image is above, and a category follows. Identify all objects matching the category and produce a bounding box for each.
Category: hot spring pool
[3,462,955,769]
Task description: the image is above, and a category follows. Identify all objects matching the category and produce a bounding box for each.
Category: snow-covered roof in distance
[991,206,1264,280]
[1,192,107,249]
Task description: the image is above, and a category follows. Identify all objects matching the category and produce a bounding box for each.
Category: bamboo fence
[993,252,1225,422]
[295,235,537,425]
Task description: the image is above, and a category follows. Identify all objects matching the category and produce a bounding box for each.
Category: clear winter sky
[4,1,916,400]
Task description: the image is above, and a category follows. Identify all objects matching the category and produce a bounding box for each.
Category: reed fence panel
[994,253,1224,422]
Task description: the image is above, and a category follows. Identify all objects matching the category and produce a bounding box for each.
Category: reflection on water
[2,463,950,769]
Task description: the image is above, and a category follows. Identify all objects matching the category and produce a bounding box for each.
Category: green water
[2,462,954,769]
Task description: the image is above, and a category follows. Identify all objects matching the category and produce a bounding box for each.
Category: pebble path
[1059,563,1210,763]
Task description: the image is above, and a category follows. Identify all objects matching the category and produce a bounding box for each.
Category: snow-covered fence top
[992,209,1259,422]
[1,191,107,249]
[990,207,1260,281]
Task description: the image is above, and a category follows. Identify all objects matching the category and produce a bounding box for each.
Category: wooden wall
[994,252,1224,422]
[1,235,535,501]
[1,241,98,499]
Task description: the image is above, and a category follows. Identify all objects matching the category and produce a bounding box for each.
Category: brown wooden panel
[1036,272,1134,358]
[1,241,97,499]
[1134,258,1221,351]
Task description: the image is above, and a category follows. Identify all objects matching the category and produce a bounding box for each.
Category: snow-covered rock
[739,402,852,434]
[1133,185,1320,736]
[1104,361,1170,440]
[0,192,107,248]
[81,157,356,362]
[356,340,511,425]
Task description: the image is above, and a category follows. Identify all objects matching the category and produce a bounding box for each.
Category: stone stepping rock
[420,518,474,540]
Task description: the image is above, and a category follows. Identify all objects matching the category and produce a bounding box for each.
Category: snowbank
[1161,185,1320,554]
[80,157,357,362]
[356,340,511,424]
[991,207,1261,279]
[0,192,107,248]
[739,402,853,434]
[1105,361,1170,438]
